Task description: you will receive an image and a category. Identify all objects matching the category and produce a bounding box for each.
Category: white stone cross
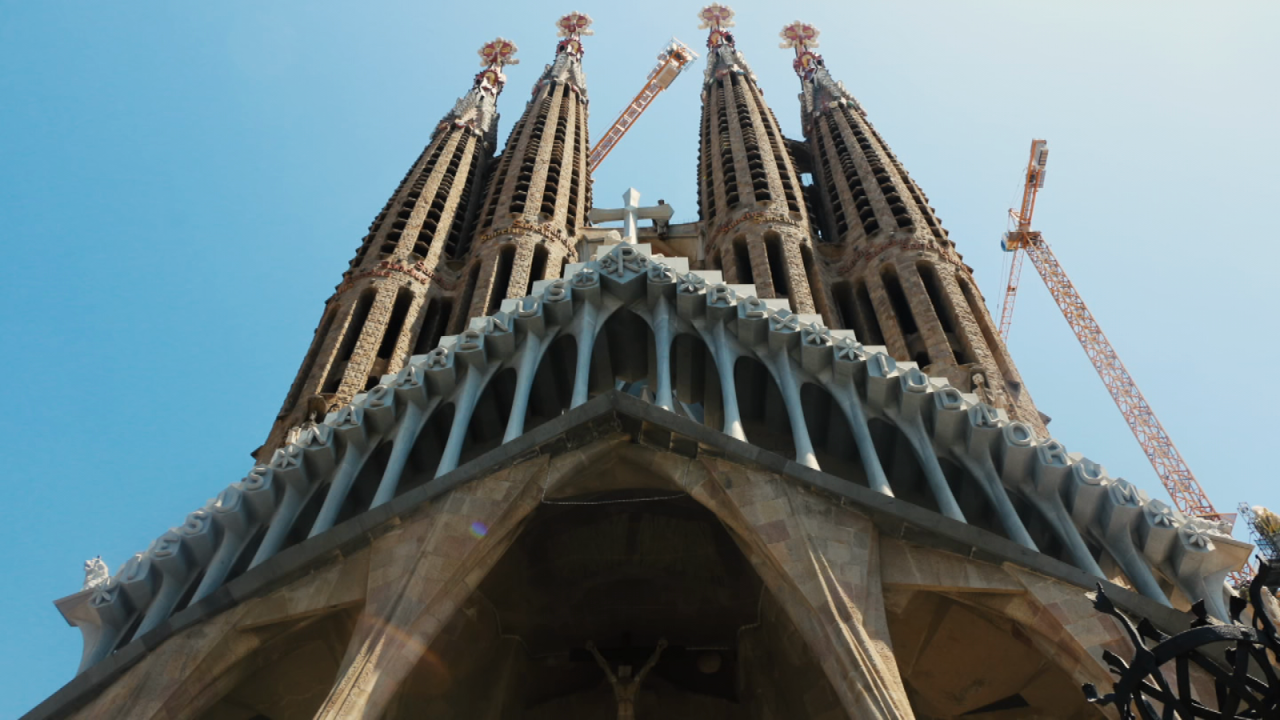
[587,188,675,243]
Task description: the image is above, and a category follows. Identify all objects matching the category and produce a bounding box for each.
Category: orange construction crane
[997,140,1048,340]
[998,140,1229,525]
[588,39,697,173]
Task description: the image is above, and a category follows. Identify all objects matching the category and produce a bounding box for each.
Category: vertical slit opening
[377,288,413,360]
[455,264,481,333]
[527,246,549,297]
[322,289,376,394]
[732,236,754,285]
[856,282,884,344]
[487,245,516,316]
[763,232,789,301]
[918,262,973,365]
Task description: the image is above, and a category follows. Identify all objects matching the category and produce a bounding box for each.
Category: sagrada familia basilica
[25,7,1273,720]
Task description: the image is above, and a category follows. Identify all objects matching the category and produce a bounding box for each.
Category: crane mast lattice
[588,39,698,173]
[998,140,1227,525]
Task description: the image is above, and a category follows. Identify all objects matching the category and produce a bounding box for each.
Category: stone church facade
[29,8,1256,720]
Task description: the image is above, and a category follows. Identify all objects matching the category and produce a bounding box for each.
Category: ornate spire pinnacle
[475,37,519,96]
[555,11,593,58]
[779,21,822,79]
[698,4,736,48]
[441,38,520,137]
[534,12,591,97]
[699,5,755,85]
[780,20,861,116]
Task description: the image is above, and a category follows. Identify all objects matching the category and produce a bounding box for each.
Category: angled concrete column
[314,458,548,720]
[688,458,915,719]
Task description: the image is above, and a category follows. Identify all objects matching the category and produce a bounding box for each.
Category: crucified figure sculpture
[586,638,668,720]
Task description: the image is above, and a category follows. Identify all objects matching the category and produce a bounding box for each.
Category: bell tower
[696,5,822,316]
[457,12,594,329]
[783,21,1046,434]
[255,38,518,462]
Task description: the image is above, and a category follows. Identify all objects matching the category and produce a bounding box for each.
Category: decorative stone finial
[556,11,593,38]
[478,37,519,69]
[779,21,823,79]
[555,11,593,58]
[698,4,735,48]
[474,38,519,96]
[82,556,108,591]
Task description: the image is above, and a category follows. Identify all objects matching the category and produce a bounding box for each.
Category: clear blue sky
[2,1,1277,715]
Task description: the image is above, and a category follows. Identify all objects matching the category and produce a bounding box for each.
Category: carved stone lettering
[678,273,706,295]
[425,347,450,369]
[1002,422,1035,446]
[1036,440,1069,466]
[517,296,541,316]
[903,367,929,392]
[544,279,569,303]
[769,309,800,332]
[969,403,1001,428]
[935,387,964,410]
[707,284,735,307]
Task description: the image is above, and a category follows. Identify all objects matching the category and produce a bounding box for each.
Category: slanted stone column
[687,456,915,719]
[314,458,549,720]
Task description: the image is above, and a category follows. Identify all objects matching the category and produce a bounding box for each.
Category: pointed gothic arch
[460,368,516,465]
[525,334,577,432]
[670,333,722,429]
[800,383,867,488]
[734,356,795,459]
[868,418,935,512]
[589,308,656,399]
[400,404,455,496]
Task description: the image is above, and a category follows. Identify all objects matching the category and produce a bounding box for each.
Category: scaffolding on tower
[588,39,698,173]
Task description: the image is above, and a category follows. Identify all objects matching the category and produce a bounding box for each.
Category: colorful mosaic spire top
[698,4,735,48]
[555,11,593,57]
[477,37,519,69]
[779,21,823,79]
[474,38,518,95]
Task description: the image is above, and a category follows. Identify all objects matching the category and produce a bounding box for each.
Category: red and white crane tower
[588,39,698,173]
[998,140,1237,528]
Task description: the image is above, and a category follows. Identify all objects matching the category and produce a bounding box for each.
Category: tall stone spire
[254,39,518,462]
[459,12,594,327]
[783,21,1045,433]
[696,5,822,315]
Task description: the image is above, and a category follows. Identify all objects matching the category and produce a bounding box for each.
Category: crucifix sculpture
[586,638,668,720]
[587,188,675,243]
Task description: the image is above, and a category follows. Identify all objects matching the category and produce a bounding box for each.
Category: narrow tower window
[413,298,454,357]
[377,288,414,361]
[800,246,823,316]
[487,245,516,316]
[763,232,789,301]
[918,262,973,364]
[881,265,929,366]
[732,236,754,285]
[833,281,858,333]
[322,288,376,394]
[527,245,549,297]
[413,299,441,356]
[856,282,884,345]
[455,263,481,333]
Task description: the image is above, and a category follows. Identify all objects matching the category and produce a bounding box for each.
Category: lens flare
[469,521,488,538]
